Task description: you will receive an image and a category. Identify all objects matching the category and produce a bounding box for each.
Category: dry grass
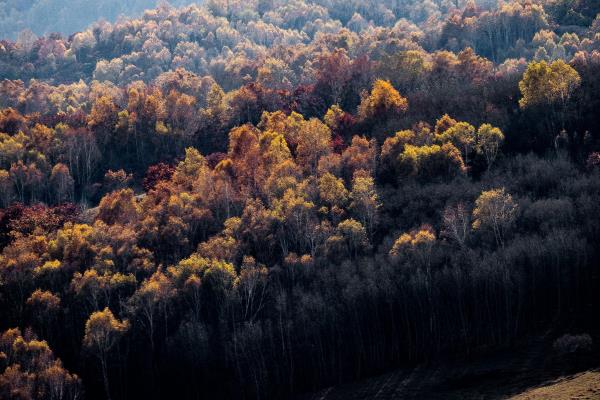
[509,371,600,400]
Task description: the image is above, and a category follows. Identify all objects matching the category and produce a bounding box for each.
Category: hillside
[510,371,600,400]
[302,369,600,399]
[0,0,199,39]
[0,1,599,399]
[301,335,600,400]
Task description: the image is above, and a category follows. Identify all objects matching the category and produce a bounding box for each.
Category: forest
[0,0,600,399]
[0,1,200,40]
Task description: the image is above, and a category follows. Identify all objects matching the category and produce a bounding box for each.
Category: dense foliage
[1,0,600,399]
[0,0,199,39]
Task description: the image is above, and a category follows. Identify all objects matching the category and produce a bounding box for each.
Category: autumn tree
[380,129,417,181]
[26,289,61,339]
[476,124,504,171]
[434,114,458,136]
[349,170,379,239]
[441,203,471,248]
[50,163,74,204]
[397,143,466,181]
[436,122,476,164]
[237,256,268,322]
[83,308,128,400]
[326,219,370,260]
[0,169,14,207]
[341,136,377,181]
[96,189,140,226]
[295,118,332,175]
[519,60,581,110]
[128,270,175,353]
[472,188,518,248]
[143,163,175,192]
[103,169,133,193]
[390,226,436,270]
[358,80,408,138]
[324,104,355,140]
[519,59,581,134]
[318,172,349,219]
[0,328,81,400]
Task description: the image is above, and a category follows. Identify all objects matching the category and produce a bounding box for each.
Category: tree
[50,164,74,204]
[476,124,504,171]
[315,49,352,106]
[318,172,349,211]
[10,161,44,203]
[441,203,471,248]
[397,143,466,181]
[128,270,175,353]
[327,219,369,260]
[143,163,175,192]
[88,95,118,147]
[96,189,140,226]
[434,114,458,136]
[341,136,377,181]
[324,104,355,139]
[295,118,332,175]
[436,122,476,164]
[237,256,268,322]
[390,226,436,269]
[0,328,81,400]
[349,170,379,239]
[83,308,128,400]
[26,290,61,337]
[380,130,416,180]
[103,169,133,193]
[519,60,581,131]
[358,79,408,123]
[0,169,14,207]
[472,188,518,248]
[519,60,581,110]
[274,187,316,255]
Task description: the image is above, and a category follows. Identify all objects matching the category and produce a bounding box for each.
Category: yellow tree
[472,188,518,248]
[358,79,408,122]
[519,60,581,109]
[326,219,370,260]
[0,328,81,400]
[436,122,476,164]
[83,308,129,400]
[349,170,379,239]
[476,124,504,171]
[128,270,175,353]
[390,227,436,269]
[318,172,348,223]
[519,59,581,131]
[318,173,348,207]
[295,118,332,175]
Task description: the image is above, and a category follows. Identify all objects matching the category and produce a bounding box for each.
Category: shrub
[553,333,593,355]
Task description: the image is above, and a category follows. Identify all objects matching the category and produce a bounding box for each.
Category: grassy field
[510,371,600,400]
